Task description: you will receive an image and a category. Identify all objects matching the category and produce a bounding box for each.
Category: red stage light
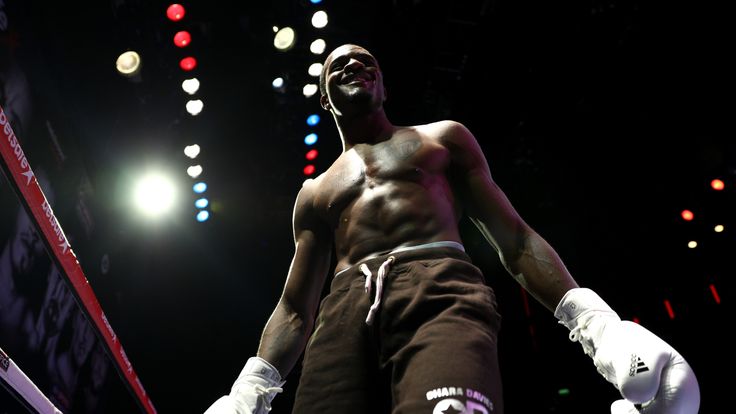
[167,4,186,21]
[709,284,721,304]
[663,299,675,320]
[680,209,694,221]
[711,178,725,191]
[179,57,197,71]
[174,31,191,47]
[303,165,316,176]
[305,149,318,160]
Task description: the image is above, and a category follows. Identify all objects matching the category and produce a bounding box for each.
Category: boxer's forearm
[256,299,314,379]
[504,232,578,312]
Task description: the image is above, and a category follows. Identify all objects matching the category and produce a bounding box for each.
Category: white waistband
[334,240,465,278]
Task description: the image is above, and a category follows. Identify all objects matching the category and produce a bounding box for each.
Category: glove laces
[563,312,619,382]
[252,384,283,411]
[565,313,596,358]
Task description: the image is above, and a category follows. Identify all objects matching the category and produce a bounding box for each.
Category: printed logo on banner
[41,198,72,254]
[0,108,35,185]
[0,348,9,372]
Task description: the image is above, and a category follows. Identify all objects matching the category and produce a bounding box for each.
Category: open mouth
[343,74,373,86]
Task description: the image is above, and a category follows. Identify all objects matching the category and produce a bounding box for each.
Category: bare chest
[314,137,450,225]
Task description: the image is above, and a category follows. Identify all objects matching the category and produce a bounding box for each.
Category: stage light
[306,114,320,126]
[304,133,318,145]
[184,144,200,159]
[186,99,204,116]
[180,56,197,71]
[709,284,721,304]
[687,240,697,249]
[196,210,210,222]
[310,0,323,4]
[308,63,323,77]
[303,165,316,176]
[306,149,318,160]
[116,51,141,77]
[187,165,203,178]
[195,198,209,209]
[711,178,725,190]
[272,77,285,92]
[311,11,328,28]
[182,78,200,94]
[714,224,724,233]
[303,84,318,97]
[174,31,191,47]
[166,4,185,21]
[274,27,296,51]
[663,299,675,320]
[681,209,694,221]
[133,173,177,217]
[310,39,327,54]
[193,182,207,194]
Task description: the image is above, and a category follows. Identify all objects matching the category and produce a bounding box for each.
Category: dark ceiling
[2,0,731,412]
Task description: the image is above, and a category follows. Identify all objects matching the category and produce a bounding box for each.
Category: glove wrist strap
[554,288,619,328]
[240,357,283,384]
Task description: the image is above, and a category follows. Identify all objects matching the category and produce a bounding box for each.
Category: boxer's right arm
[257,179,333,377]
[205,180,332,414]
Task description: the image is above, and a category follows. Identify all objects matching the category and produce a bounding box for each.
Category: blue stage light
[304,133,318,145]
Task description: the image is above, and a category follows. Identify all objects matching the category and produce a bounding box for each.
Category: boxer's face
[320,44,386,115]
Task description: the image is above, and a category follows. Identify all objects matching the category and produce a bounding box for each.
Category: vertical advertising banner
[1,1,149,412]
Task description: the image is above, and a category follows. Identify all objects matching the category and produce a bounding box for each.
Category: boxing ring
[0,104,156,413]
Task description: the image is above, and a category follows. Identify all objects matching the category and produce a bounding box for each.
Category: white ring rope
[0,347,62,413]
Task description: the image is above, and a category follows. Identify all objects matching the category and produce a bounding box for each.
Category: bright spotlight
[311,11,328,28]
[274,27,296,51]
[303,84,318,98]
[182,78,200,94]
[196,210,210,222]
[187,165,203,178]
[186,99,204,115]
[310,39,327,54]
[133,173,177,218]
[184,144,200,159]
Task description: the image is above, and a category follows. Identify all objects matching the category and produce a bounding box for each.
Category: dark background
[2,0,731,412]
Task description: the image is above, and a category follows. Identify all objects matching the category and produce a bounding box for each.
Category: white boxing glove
[205,357,285,414]
[555,288,700,414]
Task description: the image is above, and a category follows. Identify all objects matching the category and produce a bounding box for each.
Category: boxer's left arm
[441,121,700,413]
[440,120,578,310]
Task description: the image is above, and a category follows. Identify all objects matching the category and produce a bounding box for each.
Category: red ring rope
[0,105,156,413]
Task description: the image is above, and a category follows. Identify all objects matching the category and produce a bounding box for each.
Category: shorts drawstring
[360,255,395,325]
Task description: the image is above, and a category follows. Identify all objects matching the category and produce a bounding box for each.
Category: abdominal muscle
[332,177,462,273]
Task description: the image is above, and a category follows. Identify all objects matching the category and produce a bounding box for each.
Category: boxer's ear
[320,95,331,111]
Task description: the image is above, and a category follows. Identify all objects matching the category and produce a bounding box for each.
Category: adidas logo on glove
[629,354,649,377]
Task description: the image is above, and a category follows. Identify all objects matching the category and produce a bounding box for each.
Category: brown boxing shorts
[292,241,504,414]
